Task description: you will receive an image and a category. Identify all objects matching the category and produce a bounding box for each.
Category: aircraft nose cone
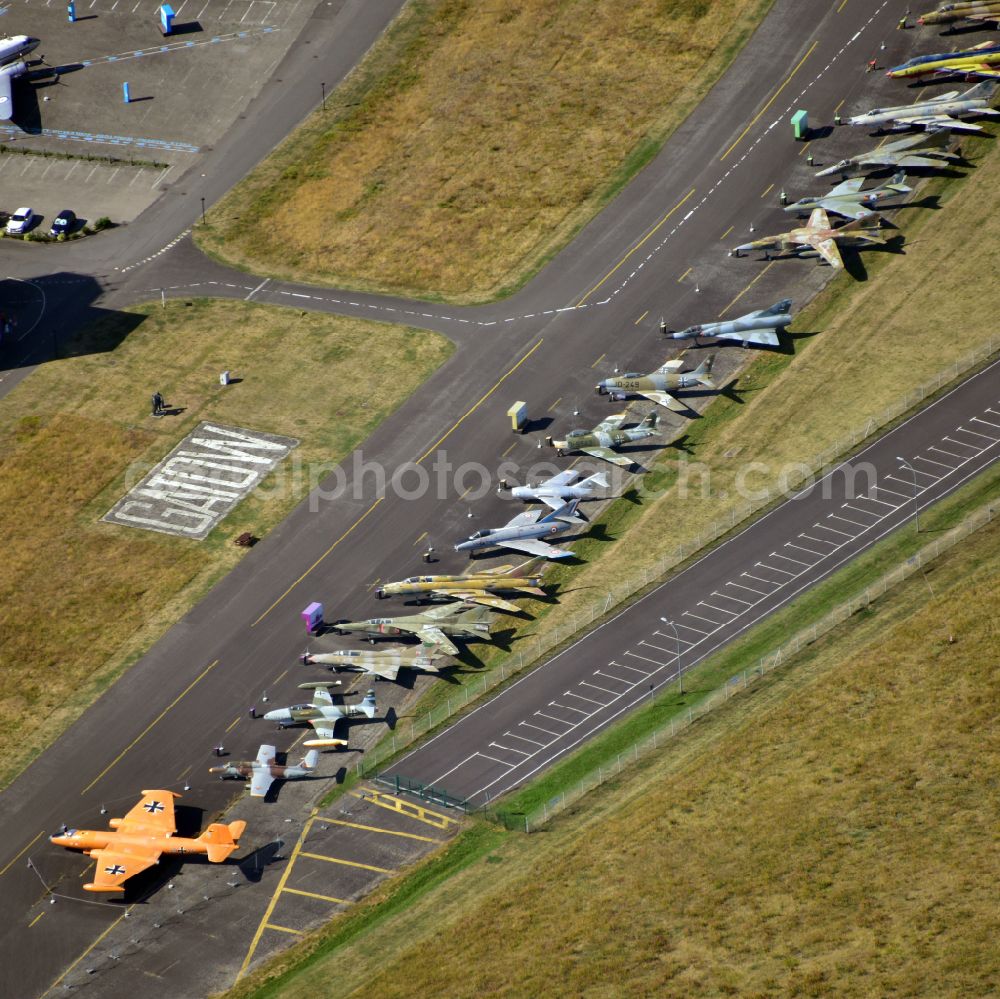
[263,709,287,721]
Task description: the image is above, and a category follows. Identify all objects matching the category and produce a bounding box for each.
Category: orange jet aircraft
[50,790,247,892]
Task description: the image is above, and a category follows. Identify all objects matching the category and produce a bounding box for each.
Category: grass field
[222,488,1000,999]
[0,301,451,787]
[197,0,774,301]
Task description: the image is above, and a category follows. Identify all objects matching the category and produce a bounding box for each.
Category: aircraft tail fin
[541,499,580,522]
[692,354,716,388]
[199,820,245,862]
[638,410,660,432]
[888,169,912,192]
[961,80,996,101]
[581,472,610,490]
[456,603,493,624]
[301,749,320,770]
[360,689,377,718]
[757,298,792,318]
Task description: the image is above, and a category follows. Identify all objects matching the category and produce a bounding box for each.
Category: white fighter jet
[502,470,609,508]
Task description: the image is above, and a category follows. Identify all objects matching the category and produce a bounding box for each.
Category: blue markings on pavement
[0,125,199,153]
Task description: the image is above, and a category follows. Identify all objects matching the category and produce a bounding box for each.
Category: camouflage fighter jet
[784,171,911,220]
[917,1,1000,27]
[669,299,793,348]
[847,82,999,132]
[816,132,961,178]
[504,469,609,508]
[454,500,586,560]
[50,791,246,893]
[301,645,449,682]
[375,557,547,611]
[261,684,377,746]
[331,602,492,655]
[210,745,320,797]
[596,355,716,411]
[732,208,886,271]
[548,411,660,466]
[887,41,1000,80]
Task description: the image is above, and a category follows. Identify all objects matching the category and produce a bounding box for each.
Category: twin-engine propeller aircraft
[50,790,246,892]
[0,35,39,121]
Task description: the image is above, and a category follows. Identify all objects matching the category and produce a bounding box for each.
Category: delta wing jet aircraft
[670,300,793,348]
[887,41,1000,80]
[918,1,1000,27]
[262,685,377,747]
[331,602,492,655]
[210,745,320,797]
[596,355,716,411]
[302,645,448,682]
[375,558,547,611]
[817,132,961,177]
[454,500,585,560]
[732,209,886,271]
[50,791,246,892]
[0,35,39,121]
[784,171,911,219]
[548,412,660,466]
[848,83,999,132]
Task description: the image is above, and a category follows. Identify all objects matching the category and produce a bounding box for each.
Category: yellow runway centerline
[29,911,45,929]
[590,353,606,368]
[718,262,775,318]
[798,140,812,157]
[547,397,561,412]
[501,441,517,458]
[283,886,347,904]
[720,224,734,241]
[413,530,428,546]
[677,267,692,283]
[720,40,818,161]
[760,183,774,198]
[0,830,44,879]
[300,852,391,874]
[224,716,241,734]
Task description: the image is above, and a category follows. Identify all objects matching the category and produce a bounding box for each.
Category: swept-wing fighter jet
[732,209,886,271]
[376,558,547,611]
[0,35,39,122]
[670,299,793,348]
[596,355,716,411]
[548,412,660,466]
[262,685,377,747]
[50,791,246,892]
[301,645,448,682]
[784,171,911,219]
[506,470,609,508]
[331,602,492,655]
[210,745,320,797]
[918,1,1000,27]
[887,41,1000,79]
[454,500,585,560]
[816,132,961,177]
[848,82,999,132]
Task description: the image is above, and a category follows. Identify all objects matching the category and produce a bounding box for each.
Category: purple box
[301,601,324,633]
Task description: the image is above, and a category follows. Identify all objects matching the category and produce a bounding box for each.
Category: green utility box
[791,109,809,140]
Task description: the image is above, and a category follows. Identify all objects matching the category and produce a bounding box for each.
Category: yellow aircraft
[50,790,247,892]
[887,41,1000,80]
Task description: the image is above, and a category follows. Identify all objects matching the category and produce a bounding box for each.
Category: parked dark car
[49,209,77,237]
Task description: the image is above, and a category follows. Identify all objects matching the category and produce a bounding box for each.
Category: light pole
[200,196,206,226]
[896,456,919,533]
[321,81,326,111]
[660,617,683,695]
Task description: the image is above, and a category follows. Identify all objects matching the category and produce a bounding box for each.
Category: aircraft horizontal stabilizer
[738,328,780,347]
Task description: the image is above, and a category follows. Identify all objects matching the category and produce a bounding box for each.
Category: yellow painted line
[837,0,848,11]
[546,397,561,413]
[677,267,692,283]
[413,530,428,546]
[366,577,381,591]
[283,886,347,904]
[300,852,391,874]
[798,141,812,157]
[720,41,818,161]
[833,99,844,115]
[720,224,734,241]
[82,660,219,794]
[575,189,696,306]
[0,830,44,878]
[265,923,303,936]
[225,716,241,734]
[236,812,317,982]
[634,309,649,325]
[760,182,774,198]
[718,262,775,318]
[590,353,606,369]
[354,790,458,829]
[501,441,517,458]
[29,911,45,929]
[251,498,384,626]
[417,339,544,464]
[43,907,132,995]
[176,764,192,781]
[272,668,288,685]
[457,485,473,502]
[321,818,442,843]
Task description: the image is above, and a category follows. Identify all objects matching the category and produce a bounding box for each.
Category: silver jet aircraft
[596,355,716,411]
[504,470,609,508]
[784,171,911,219]
[848,82,999,132]
[455,500,585,560]
[301,646,448,682]
[549,412,660,466]
[209,745,320,798]
[670,299,793,348]
[262,684,377,747]
[0,35,39,121]
[817,132,961,178]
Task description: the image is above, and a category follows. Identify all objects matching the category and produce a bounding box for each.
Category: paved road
[0,0,986,994]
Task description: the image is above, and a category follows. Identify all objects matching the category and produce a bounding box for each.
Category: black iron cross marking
[143,800,165,814]
[105,864,126,876]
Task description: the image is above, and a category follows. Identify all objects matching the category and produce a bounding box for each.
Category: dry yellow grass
[234,506,1000,999]
[0,301,451,786]
[198,0,774,301]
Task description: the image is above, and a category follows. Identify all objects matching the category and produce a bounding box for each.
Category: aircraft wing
[249,766,275,798]
[903,115,985,132]
[434,588,521,612]
[422,602,465,620]
[366,663,401,682]
[494,537,571,559]
[718,327,780,346]
[86,848,159,892]
[827,177,866,197]
[414,625,459,656]
[256,744,277,766]
[580,446,632,467]
[118,791,177,836]
[504,508,543,529]
[807,206,831,231]
[308,719,340,741]
[658,358,685,372]
[821,198,873,220]
[637,390,686,411]
[536,470,578,489]
[812,236,844,270]
[595,413,628,434]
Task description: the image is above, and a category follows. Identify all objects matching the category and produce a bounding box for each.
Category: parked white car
[5,207,34,235]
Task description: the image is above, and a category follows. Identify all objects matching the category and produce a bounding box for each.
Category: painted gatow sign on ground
[103,423,299,539]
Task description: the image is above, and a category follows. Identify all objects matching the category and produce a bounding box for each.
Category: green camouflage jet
[330,602,492,656]
[596,355,717,411]
[548,411,660,466]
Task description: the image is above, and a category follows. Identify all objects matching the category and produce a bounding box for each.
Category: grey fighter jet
[455,500,585,560]
[816,132,961,178]
[670,299,793,348]
[548,411,660,467]
[784,171,911,220]
[848,82,999,133]
[596,355,716,411]
[505,470,609,508]
[209,745,320,798]
[302,645,449,682]
[331,602,492,655]
[262,684,377,747]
